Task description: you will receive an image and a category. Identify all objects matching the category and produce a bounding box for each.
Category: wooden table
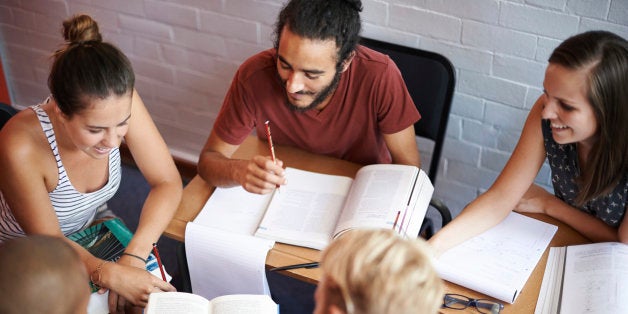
[164,136,590,312]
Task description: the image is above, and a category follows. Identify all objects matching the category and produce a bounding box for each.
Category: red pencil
[264,121,280,190]
[152,243,167,281]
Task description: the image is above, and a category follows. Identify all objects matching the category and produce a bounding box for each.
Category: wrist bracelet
[121,252,148,264]
[90,260,110,289]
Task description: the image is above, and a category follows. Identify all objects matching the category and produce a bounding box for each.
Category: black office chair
[0,102,17,130]
[360,37,455,239]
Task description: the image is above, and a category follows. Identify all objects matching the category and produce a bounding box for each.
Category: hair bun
[62,14,102,44]
[343,0,363,12]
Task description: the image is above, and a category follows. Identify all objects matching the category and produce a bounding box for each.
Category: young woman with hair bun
[0,14,181,313]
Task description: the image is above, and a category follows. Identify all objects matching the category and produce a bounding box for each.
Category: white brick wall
[1,0,627,219]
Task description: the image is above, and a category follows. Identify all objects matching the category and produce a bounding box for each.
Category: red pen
[264,121,280,190]
[152,243,167,281]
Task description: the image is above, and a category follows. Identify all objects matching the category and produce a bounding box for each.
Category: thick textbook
[194,164,433,250]
[435,212,558,304]
[535,242,628,314]
[146,292,278,314]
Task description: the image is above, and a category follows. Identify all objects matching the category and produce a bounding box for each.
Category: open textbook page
[146,292,278,314]
[255,165,431,249]
[254,167,353,250]
[536,242,628,314]
[436,212,557,304]
[333,164,431,239]
[195,165,432,250]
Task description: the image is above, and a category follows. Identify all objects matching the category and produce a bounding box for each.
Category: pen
[264,120,280,190]
[392,210,401,231]
[152,243,167,281]
[269,262,319,272]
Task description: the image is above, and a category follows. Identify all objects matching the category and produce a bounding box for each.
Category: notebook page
[194,186,273,235]
[436,212,558,303]
[185,222,274,300]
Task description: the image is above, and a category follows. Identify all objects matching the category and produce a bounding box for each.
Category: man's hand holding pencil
[239,155,286,194]
[236,121,286,194]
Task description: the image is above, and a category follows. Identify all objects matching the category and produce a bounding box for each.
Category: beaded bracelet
[90,260,110,289]
[121,252,148,264]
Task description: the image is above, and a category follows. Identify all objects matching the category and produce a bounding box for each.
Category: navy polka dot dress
[542,120,627,227]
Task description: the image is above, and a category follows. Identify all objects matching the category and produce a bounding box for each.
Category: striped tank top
[0,104,121,242]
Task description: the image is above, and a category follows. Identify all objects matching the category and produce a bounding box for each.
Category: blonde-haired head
[316,228,443,314]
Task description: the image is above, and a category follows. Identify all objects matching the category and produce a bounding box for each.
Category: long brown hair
[48,14,134,117]
[549,31,628,205]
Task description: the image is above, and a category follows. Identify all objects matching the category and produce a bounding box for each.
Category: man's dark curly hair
[273,0,362,68]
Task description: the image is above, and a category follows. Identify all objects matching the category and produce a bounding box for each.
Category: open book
[194,164,433,250]
[535,242,628,314]
[146,292,278,314]
[435,212,558,304]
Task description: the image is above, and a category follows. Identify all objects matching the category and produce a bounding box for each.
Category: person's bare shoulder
[0,108,55,174]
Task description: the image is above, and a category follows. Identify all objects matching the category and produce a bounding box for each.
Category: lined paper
[185,222,274,300]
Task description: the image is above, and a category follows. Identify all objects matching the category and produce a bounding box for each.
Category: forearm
[429,193,512,255]
[126,180,182,257]
[544,197,619,242]
[198,151,249,187]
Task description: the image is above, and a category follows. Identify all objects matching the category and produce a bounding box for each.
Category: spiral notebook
[68,218,162,292]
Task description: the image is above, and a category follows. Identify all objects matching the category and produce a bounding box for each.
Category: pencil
[264,121,280,190]
[152,243,167,281]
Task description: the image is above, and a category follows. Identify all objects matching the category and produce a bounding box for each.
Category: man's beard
[282,70,342,112]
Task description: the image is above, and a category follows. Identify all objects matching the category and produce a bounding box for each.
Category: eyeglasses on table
[442,293,504,314]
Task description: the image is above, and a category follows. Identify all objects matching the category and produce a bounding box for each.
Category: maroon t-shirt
[213,45,420,165]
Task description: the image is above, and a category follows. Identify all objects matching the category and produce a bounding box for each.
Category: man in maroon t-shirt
[198,0,421,195]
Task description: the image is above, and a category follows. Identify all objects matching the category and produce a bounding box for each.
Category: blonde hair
[320,229,443,314]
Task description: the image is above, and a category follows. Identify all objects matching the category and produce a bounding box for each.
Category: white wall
[1,0,627,217]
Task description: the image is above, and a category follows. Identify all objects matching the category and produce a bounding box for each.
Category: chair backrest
[360,38,455,184]
[0,102,18,130]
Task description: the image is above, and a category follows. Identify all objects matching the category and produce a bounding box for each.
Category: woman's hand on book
[104,263,176,313]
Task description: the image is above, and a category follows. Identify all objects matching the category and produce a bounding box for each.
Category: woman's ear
[53,100,70,122]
